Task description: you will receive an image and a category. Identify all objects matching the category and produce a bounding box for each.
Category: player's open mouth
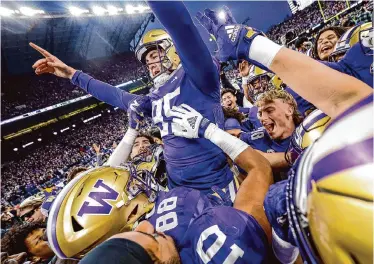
[321,45,332,54]
[153,69,161,77]
[227,101,233,107]
[263,122,275,133]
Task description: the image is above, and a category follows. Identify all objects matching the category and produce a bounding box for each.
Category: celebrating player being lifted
[30,1,238,198]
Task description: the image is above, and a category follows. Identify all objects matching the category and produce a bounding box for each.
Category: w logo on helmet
[77,179,119,217]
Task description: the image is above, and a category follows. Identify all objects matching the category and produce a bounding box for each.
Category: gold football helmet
[245,66,283,102]
[329,22,373,61]
[135,29,180,87]
[47,166,155,259]
[287,96,373,263]
[286,109,331,165]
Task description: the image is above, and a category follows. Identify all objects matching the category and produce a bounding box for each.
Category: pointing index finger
[29,42,53,58]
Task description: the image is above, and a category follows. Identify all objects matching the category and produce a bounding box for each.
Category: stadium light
[69,6,89,16]
[60,127,70,133]
[72,124,76,128]
[107,5,120,15]
[107,110,111,113]
[19,7,45,16]
[22,142,34,148]
[92,6,107,16]
[37,138,42,142]
[218,11,226,20]
[126,5,135,14]
[53,132,58,135]
[0,7,15,17]
[13,148,18,151]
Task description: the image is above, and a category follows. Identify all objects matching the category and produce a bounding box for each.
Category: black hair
[295,37,308,49]
[1,222,46,256]
[313,26,347,60]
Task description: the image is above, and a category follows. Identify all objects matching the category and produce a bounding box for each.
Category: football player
[196,6,372,263]
[324,22,373,87]
[239,90,302,155]
[79,107,273,264]
[221,89,261,132]
[29,1,236,195]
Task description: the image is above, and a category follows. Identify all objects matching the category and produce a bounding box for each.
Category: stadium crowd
[1,110,127,206]
[1,53,143,120]
[1,1,373,263]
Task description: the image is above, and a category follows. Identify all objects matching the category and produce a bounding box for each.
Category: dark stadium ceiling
[1,1,151,75]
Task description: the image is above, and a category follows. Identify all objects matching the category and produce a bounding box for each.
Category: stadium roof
[1,1,153,74]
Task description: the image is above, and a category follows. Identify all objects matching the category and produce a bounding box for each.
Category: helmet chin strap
[153,71,171,90]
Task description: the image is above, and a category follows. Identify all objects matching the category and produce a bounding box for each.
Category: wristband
[248,36,283,69]
[204,123,248,161]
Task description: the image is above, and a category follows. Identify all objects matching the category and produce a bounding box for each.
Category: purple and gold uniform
[146,187,212,249]
[240,128,291,153]
[179,206,270,264]
[70,1,234,193]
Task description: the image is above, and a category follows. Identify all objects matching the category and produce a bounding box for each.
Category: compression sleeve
[106,128,138,166]
[147,1,220,98]
[71,71,138,111]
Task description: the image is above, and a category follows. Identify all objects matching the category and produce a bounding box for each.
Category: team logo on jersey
[187,116,197,129]
[77,179,119,217]
[225,25,240,42]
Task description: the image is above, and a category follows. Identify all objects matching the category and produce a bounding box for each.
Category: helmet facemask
[247,75,274,102]
[136,40,175,90]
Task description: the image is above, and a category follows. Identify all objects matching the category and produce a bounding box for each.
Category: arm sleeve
[147,1,219,98]
[71,71,138,111]
[105,128,138,166]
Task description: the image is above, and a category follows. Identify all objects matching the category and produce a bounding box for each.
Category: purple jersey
[238,107,262,132]
[179,206,270,264]
[149,66,233,193]
[322,41,373,87]
[240,128,291,153]
[146,187,212,249]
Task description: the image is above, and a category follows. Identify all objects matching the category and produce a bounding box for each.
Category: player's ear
[285,104,293,117]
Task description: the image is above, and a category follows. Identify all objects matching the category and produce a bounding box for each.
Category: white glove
[170,104,211,139]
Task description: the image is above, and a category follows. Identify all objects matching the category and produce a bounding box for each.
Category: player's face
[112,220,180,263]
[249,76,270,100]
[317,30,339,61]
[21,206,45,223]
[222,92,237,109]
[25,228,54,259]
[131,137,151,159]
[145,49,166,78]
[258,99,295,140]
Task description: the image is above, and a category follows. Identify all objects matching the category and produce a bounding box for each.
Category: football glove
[196,6,269,71]
[170,104,212,138]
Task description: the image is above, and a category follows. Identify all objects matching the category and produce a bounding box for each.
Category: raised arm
[196,8,372,119]
[147,1,220,97]
[30,42,140,111]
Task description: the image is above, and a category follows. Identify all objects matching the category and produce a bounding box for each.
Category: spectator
[312,26,346,60]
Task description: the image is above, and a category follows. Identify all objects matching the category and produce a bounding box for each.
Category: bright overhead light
[218,11,226,20]
[19,6,45,16]
[69,6,89,16]
[37,138,42,142]
[53,132,57,135]
[0,7,15,17]
[126,4,135,14]
[107,5,119,15]
[22,142,34,148]
[13,148,18,151]
[92,6,107,16]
